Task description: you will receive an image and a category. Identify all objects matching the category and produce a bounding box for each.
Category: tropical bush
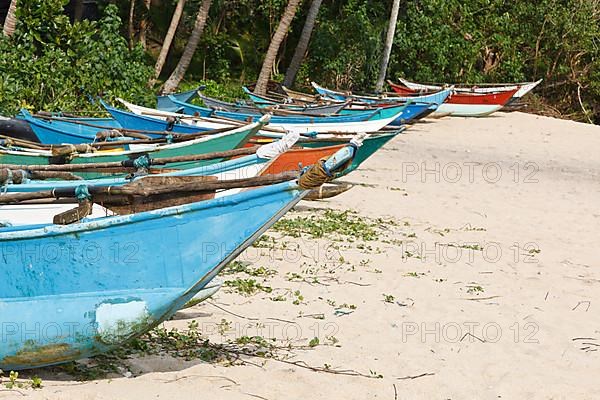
[0,0,153,116]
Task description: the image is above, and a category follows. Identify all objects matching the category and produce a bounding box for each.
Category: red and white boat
[391,78,542,99]
[388,81,519,117]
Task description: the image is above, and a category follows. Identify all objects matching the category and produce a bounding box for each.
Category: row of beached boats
[0,77,540,371]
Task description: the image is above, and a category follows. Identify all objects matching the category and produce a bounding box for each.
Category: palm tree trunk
[149,0,186,87]
[128,0,136,49]
[283,0,322,88]
[162,0,213,94]
[375,0,400,93]
[2,0,18,37]
[255,0,301,95]
[139,0,151,50]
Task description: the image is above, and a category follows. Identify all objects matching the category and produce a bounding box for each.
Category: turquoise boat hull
[1,131,397,193]
[156,86,203,112]
[299,131,399,174]
[104,103,216,135]
[0,123,259,178]
[2,153,268,192]
[0,180,305,370]
[107,101,406,135]
[312,82,452,106]
[167,96,379,124]
[18,110,123,145]
[340,102,433,125]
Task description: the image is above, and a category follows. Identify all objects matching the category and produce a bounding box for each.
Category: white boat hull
[434,103,503,117]
[399,78,542,99]
[121,98,400,133]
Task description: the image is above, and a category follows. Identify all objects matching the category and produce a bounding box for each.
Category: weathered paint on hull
[0,181,304,370]
[297,132,397,174]
[0,125,257,178]
[2,154,268,194]
[311,82,452,106]
[340,102,432,125]
[260,145,345,176]
[120,99,408,134]
[167,96,377,124]
[19,110,121,145]
[156,86,202,112]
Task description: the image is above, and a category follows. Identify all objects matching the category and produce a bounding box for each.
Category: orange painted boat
[259,130,398,176]
[260,144,344,175]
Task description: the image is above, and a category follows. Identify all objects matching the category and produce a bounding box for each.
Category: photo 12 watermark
[400,161,539,184]
[400,321,540,344]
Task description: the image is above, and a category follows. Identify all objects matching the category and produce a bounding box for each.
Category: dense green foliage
[0,0,153,115]
[388,0,600,121]
[0,0,598,122]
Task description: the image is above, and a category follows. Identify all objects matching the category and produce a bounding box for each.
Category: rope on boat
[51,143,97,157]
[75,185,92,202]
[133,154,151,170]
[0,169,31,186]
[297,157,352,190]
[0,138,14,147]
[1,169,12,193]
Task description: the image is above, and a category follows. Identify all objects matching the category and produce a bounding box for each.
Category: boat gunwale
[0,121,260,159]
[0,180,299,240]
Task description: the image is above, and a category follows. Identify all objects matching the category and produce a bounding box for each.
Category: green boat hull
[298,132,397,174]
[0,127,254,179]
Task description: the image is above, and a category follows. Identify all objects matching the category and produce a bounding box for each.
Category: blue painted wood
[242,87,279,106]
[195,94,349,116]
[340,102,433,125]
[103,102,214,136]
[0,180,304,370]
[166,96,380,124]
[3,154,267,193]
[48,117,121,129]
[156,86,204,112]
[18,110,121,145]
[105,100,406,136]
[312,82,452,106]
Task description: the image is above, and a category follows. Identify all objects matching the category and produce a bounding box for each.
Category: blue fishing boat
[0,180,306,370]
[242,87,283,106]
[156,86,204,112]
[1,149,270,192]
[0,137,364,370]
[195,93,350,116]
[1,130,397,194]
[18,110,122,145]
[166,95,378,124]
[311,82,452,106]
[241,86,329,108]
[340,102,433,125]
[104,102,228,135]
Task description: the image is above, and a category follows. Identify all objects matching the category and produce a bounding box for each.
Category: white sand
[17,112,600,399]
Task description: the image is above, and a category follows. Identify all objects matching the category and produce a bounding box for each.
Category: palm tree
[254,0,302,95]
[139,0,152,49]
[283,0,323,88]
[3,0,17,37]
[128,0,136,49]
[162,0,213,94]
[150,0,186,87]
[375,0,400,93]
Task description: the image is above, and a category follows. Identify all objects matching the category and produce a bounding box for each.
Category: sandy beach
[11,112,600,399]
